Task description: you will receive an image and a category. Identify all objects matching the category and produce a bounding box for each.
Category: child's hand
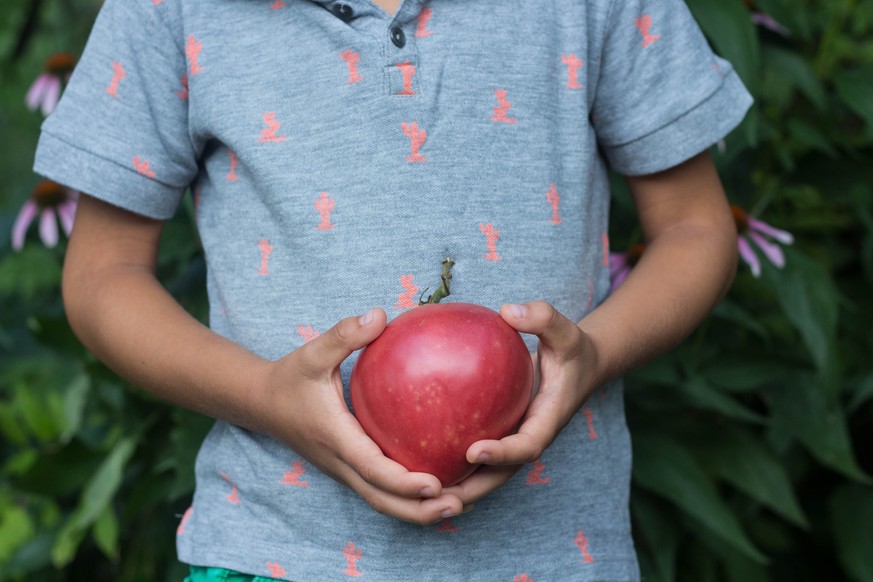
[443,301,598,505]
[260,308,465,525]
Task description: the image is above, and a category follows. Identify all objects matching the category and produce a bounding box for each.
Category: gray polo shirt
[35,0,751,579]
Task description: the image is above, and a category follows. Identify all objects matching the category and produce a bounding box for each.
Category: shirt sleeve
[33,0,196,220]
[591,0,753,176]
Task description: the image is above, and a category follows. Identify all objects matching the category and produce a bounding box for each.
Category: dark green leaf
[691,426,808,528]
[833,67,873,127]
[678,376,766,424]
[685,0,760,94]
[828,484,873,582]
[631,491,680,582]
[633,432,767,563]
[768,376,871,483]
[51,435,137,567]
[761,248,840,397]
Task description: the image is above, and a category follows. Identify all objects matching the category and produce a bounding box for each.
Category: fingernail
[476,453,491,463]
[419,486,436,498]
[440,508,457,518]
[358,308,376,326]
[507,304,527,319]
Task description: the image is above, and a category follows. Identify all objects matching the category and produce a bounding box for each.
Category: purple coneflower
[732,205,794,277]
[25,53,77,116]
[12,180,79,251]
[751,12,791,37]
[608,243,645,292]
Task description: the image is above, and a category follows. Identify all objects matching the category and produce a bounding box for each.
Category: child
[37,0,750,579]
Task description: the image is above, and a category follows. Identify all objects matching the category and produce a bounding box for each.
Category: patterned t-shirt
[34,0,752,580]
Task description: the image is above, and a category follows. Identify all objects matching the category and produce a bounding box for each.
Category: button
[332,3,354,21]
[390,26,406,48]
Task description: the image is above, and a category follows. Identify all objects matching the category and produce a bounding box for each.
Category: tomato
[350,302,533,486]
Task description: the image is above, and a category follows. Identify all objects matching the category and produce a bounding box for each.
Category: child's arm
[63,194,465,524]
[446,150,738,501]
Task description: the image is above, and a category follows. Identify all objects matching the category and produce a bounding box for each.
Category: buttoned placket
[320,0,425,97]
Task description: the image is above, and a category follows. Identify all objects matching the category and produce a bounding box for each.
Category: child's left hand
[443,301,599,507]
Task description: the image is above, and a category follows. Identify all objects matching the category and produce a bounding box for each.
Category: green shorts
[185,566,289,582]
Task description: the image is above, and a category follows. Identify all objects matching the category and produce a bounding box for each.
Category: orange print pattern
[480,223,502,261]
[634,15,661,47]
[105,61,126,97]
[219,471,240,504]
[395,274,419,311]
[282,461,310,487]
[342,542,363,577]
[574,530,595,563]
[133,156,156,178]
[526,458,551,485]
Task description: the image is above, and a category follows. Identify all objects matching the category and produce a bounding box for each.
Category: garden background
[1,0,872,580]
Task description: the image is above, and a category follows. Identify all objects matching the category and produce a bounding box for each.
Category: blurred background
[1,0,872,580]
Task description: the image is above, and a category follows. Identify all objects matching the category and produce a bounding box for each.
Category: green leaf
[632,432,767,563]
[691,427,809,528]
[685,0,760,95]
[92,504,119,562]
[0,246,62,298]
[829,484,873,582]
[0,494,35,563]
[677,376,766,424]
[761,45,827,111]
[768,376,871,483]
[833,66,873,128]
[700,357,796,392]
[847,372,873,414]
[761,248,840,397]
[631,491,680,582]
[51,435,137,567]
[710,299,769,341]
[60,373,90,444]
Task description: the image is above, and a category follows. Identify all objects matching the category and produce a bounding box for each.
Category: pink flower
[751,12,791,37]
[12,180,79,251]
[732,205,794,277]
[608,243,645,292]
[25,53,77,116]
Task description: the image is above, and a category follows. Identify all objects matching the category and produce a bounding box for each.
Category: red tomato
[350,303,533,486]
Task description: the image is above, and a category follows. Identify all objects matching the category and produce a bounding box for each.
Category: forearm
[581,221,736,389]
[64,261,273,432]
[581,152,738,389]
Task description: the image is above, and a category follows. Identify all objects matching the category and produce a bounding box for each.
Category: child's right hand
[258,308,465,525]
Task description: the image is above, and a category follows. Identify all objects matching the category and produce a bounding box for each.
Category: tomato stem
[419,257,454,305]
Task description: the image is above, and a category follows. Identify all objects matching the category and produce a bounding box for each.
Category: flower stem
[419,257,455,305]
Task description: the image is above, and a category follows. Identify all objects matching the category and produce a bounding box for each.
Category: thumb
[299,308,387,374]
[499,301,582,353]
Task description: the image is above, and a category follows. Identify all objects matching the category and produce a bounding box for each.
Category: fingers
[500,301,583,355]
[443,465,521,507]
[466,391,572,466]
[315,413,463,524]
[298,307,386,375]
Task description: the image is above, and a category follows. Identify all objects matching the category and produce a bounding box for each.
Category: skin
[372,0,402,16]
[62,150,736,526]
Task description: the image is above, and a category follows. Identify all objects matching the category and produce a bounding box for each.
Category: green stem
[419,257,454,305]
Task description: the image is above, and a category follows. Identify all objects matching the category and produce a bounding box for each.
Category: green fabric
[185,565,283,582]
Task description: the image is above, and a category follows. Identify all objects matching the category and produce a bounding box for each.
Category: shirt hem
[33,131,185,220]
[603,69,753,176]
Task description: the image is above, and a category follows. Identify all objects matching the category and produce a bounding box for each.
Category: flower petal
[610,267,631,292]
[737,236,761,277]
[11,200,39,251]
[748,217,794,245]
[751,12,791,37]
[25,75,50,111]
[41,77,62,116]
[749,231,786,268]
[57,199,78,236]
[609,252,628,277]
[39,209,59,248]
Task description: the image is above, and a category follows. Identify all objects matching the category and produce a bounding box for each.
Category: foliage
[1,0,872,580]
